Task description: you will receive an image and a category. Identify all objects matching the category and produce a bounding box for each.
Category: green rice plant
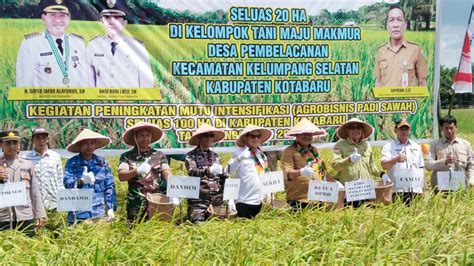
[1,189,472,264]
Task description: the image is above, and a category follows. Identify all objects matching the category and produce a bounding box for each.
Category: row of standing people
[0,115,473,235]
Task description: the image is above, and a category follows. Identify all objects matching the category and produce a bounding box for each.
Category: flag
[452,6,473,94]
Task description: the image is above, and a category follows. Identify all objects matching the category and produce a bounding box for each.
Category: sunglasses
[247,134,261,139]
[201,133,215,138]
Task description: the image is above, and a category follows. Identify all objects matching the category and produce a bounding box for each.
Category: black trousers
[287,200,312,210]
[236,202,262,219]
[0,219,36,237]
[127,207,148,224]
[344,199,369,208]
[393,192,419,206]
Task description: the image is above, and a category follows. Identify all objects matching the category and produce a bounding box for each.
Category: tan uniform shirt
[281,144,324,202]
[425,137,474,189]
[0,156,47,222]
[373,40,428,87]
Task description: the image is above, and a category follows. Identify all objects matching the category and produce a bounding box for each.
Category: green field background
[0,19,436,149]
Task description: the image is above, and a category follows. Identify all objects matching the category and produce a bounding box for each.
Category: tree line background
[440,66,473,109]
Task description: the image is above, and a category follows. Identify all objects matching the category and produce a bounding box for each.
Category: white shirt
[381,139,425,193]
[16,31,88,87]
[23,149,65,210]
[228,147,263,205]
[86,35,154,88]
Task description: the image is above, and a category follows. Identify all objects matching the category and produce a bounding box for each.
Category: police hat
[39,0,70,15]
[0,130,21,142]
[99,0,129,17]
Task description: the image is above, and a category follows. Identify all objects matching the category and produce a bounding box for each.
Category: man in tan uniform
[0,131,46,237]
[373,5,428,87]
[425,116,474,190]
[281,118,330,209]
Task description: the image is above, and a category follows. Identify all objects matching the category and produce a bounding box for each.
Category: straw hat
[287,118,327,137]
[189,123,225,146]
[235,124,273,147]
[336,118,374,140]
[66,129,110,153]
[122,122,163,146]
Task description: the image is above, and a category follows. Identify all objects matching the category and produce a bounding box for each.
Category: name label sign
[307,180,339,203]
[57,189,93,212]
[0,182,27,208]
[223,179,241,200]
[167,175,200,199]
[393,169,424,191]
[260,171,284,194]
[437,171,466,191]
[345,179,376,202]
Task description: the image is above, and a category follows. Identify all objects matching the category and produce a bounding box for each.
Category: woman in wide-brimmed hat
[281,118,334,209]
[64,129,117,225]
[184,123,229,223]
[227,124,273,219]
[117,122,171,222]
[332,118,383,206]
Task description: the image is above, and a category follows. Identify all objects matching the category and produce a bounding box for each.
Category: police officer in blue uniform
[15,0,87,87]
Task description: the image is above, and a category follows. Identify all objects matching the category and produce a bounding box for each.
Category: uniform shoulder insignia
[89,35,102,42]
[133,37,144,44]
[70,33,84,40]
[24,32,41,40]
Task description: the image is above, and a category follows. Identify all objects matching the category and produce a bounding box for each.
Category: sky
[439,0,473,68]
[154,0,473,68]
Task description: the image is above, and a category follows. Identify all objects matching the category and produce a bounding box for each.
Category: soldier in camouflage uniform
[185,123,229,223]
[118,122,170,222]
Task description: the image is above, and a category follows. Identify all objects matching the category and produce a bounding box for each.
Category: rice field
[1,191,473,264]
[1,109,473,264]
[0,15,470,264]
[1,145,473,264]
